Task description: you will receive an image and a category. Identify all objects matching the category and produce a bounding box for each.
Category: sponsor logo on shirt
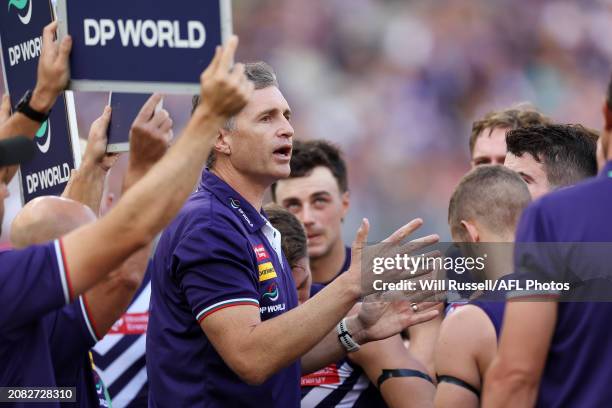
[229,197,254,228]
[258,262,277,282]
[260,302,286,314]
[253,244,270,261]
[262,283,279,302]
[107,312,149,335]
[301,364,341,386]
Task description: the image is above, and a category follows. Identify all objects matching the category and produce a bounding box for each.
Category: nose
[301,204,315,227]
[278,116,294,140]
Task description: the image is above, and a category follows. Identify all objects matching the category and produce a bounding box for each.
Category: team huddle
[0,20,611,408]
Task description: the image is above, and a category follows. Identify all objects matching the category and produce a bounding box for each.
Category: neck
[310,238,347,284]
[212,164,268,211]
[481,243,514,281]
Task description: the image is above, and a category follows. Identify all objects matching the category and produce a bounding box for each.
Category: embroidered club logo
[263,283,279,302]
[35,119,51,153]
[8,0,32,25]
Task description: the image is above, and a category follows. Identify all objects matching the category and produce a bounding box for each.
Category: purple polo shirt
[0,240,71,405]
[510,161,612,407]
[44,297,102,407]
[146,170,300,408]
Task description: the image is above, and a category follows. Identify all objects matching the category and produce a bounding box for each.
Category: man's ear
[340,191,350,221]
[216,128,232,156]
[460,220,480,243]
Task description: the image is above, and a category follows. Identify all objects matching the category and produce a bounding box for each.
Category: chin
[267,165,291,181]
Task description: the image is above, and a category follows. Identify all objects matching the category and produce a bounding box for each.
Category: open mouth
[273,145,292,159]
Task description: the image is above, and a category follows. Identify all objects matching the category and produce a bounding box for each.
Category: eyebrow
[310,192,334,201]
[256,107,292,119]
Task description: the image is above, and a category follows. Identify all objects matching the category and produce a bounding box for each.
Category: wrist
[345,315,367,345]
[31,86,57,113]
[336,270,362,302]
[192,104,226,127]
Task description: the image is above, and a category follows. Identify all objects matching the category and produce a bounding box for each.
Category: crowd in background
[3,0,612,243]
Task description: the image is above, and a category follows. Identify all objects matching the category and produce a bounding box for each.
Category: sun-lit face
[504,152,550,199]
[291,256,312,305]
[274,166,349,259]
[471,127,508,168]
[222,86,294,185]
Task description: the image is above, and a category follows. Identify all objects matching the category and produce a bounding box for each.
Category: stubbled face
[504,152,550,199]
[471,127,508,168]
[291,256,312,305]
[274,166,348,259]
[223,86,294,185]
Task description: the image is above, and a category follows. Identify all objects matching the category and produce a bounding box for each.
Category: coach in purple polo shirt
[146,61,441,407]
[483,88,612,406]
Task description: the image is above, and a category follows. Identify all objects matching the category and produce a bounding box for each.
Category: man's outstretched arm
[201,219,439,385]
[61,37,253,300]
[77,95,173,337]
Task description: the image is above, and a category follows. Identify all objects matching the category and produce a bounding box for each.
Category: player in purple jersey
[434,165,531,407]
[0,27,253,398]
[273,140,436,408]
[483,122,606,406]
[147,57,440,407]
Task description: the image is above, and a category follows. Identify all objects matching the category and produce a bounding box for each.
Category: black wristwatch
[16,90,50,123]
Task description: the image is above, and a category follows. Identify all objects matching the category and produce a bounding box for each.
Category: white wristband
[336,318,360,353]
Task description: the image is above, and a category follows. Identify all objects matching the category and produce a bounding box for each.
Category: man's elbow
[486,360,539,397]
[233,361,270,386]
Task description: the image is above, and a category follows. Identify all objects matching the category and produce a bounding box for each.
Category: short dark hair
[448,165,531,239]
[470,104,551,155]
[506,124,598,188]
[271,140,347,201]
[191,61,279,169]
[264,204,307,268]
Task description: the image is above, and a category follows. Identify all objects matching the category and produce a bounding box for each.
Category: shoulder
[436,305,496,365]
[169,191,249,249]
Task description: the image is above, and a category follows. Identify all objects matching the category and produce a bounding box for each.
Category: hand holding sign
[31,21,72,113]
[196,36,254,120]
[124,94,173,191]
[83,106,119,172]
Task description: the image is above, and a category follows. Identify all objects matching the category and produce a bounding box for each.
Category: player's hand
[348,297,440,344]
[83,106,118,172]
[125,94,173,189]
[345,218,440,298]
[31,22,72,113]
[196,35,254,119]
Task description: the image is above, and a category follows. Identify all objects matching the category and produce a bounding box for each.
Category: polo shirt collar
[199,169,267,232]
[601,161,612,179]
